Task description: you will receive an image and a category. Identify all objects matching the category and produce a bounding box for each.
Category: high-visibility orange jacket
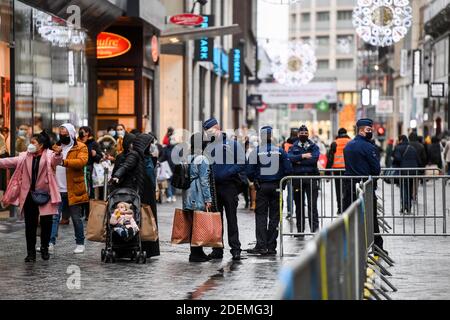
[329,137,351,168]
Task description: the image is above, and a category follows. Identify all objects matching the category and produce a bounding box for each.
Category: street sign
[376,99,394,114]
[414,84,429,98]
[430,83,445,98]
[247,94,263,107]
[316,100,329,112]
[169,14,204,26]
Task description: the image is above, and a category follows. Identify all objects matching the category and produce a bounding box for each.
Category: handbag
[86,200,107,242]
[171,208,193,244]
[191,209,223,248]
[140,204,159,241]
[31,190,50,205]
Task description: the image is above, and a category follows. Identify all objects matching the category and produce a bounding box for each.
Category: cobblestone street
[1,192,450,300]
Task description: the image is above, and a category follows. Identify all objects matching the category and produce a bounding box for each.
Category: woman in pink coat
[0,130,62,262]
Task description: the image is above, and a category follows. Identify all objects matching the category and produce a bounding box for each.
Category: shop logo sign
[97,32,132,59]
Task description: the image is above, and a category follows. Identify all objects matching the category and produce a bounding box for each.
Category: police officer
[326,128,351,214]
[343,118,384,251]
[246,126,292,255]
[288,125,320,235]
[203,118,246,261]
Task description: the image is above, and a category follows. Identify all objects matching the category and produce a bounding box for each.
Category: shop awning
[19,0,123,34]
[160,24,241,45]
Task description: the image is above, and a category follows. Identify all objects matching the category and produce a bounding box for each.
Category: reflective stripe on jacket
[332,137,351,168]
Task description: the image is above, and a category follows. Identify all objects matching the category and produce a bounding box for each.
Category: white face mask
[108,131,116,137]
[27,144,37,154]
[117,130,125,138]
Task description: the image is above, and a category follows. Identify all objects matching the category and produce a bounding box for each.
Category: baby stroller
[101,188,147,264]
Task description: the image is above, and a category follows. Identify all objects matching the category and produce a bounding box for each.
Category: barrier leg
[371,267,398,292]
[368,255,392,276]
[373,244,395,265]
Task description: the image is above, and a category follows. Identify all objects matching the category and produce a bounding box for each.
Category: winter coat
[62,142,89,206]
[409,141,427,167]
[427,143,443,169]
[0,149,62,217]
[82,137,103,166]
[392,142,420,175]
[182,155,213,211]
[288,139,320,175]
[112,133,136,178]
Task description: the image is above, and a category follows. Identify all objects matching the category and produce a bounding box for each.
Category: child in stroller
[109,202,139,241]
[101,188,146,263]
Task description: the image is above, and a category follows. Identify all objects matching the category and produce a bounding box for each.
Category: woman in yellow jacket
[50,123,89,254]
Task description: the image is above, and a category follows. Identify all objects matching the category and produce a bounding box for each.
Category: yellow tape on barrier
[344,215,351,299]
[320,240,328,300]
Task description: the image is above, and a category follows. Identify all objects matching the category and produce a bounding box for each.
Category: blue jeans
[50,193,85,245]
[167,178,174,198]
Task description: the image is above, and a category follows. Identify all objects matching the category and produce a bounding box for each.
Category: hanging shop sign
[97,32,132,59]
[230,46,244,84]
[413,84,429,98]
[413,49,422,84]
[194,15,214,62]
[352,0,413,47]
[212,48,228,76]
[151,35,159,63]
[376,98,394,114]
[169,13,204,26]
[316,100,329,112]
[247,94,263,107]
[430,83,445,98]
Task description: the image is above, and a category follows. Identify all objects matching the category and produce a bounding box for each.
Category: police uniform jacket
[344,135,381,176]
[288,139,320,175]
[246,144,293,182]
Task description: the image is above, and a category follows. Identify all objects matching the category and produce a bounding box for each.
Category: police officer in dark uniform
[288,125,321,234]
[246,126,292,255]
[343,118,384,251]
[203,118,246,261]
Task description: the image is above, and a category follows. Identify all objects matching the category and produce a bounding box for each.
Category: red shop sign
[169,13,204,26]
[97,32,132,59]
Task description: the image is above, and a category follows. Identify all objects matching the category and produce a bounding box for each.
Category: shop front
[95,19,160,135]
[13,0,90,154]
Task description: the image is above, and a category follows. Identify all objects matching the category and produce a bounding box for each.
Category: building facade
[289,0,358,137]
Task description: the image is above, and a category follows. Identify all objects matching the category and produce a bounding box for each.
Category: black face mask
[59,135,71,145]
[365,132,373,141]
[299,136,308,143]
[78,131,85,139]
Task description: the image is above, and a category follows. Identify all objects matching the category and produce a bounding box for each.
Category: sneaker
[48,243,54,254]
[73,245,85,254]
[171,196,177,202]
[36,246,41,252]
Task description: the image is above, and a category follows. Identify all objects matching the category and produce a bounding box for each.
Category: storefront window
[14,0,89,149]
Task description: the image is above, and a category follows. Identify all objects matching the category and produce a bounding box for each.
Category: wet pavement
[0,184,449,300]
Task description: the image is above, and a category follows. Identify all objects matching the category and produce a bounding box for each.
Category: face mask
[108,131,116,137]
[27,144,37,154]
[365,132,373,141]
[117,130,125,138]
[18,129,27,137]
[59,135,71,145]
[299,136,308,143]
[78,131,85,139]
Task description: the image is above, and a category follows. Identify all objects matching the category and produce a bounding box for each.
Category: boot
[24,251,36,262]
[41,247,50,261]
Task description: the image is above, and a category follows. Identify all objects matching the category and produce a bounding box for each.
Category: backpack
[171,161,191,190]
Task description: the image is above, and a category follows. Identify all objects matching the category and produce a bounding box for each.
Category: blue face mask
[18,129,27,137]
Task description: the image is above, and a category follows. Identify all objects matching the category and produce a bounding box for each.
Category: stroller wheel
[111,251,117,263]
[101,249,106,262]
[135,254,141,264]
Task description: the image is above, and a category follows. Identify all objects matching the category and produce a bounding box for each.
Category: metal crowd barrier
[278,182,370,299]
[278,178,397,300]
[279,169,450,252]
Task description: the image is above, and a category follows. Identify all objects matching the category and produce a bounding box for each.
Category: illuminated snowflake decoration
[352,0,412,47]
[271,41,317,87]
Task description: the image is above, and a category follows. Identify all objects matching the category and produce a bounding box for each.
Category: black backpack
[171,162,191,190]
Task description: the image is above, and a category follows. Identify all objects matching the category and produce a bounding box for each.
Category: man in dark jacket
[203,118,246,261]
[288,125,320,234]
[343,118,384,251]
[392,135,420,214]
[408,132,427,168]
[246,126,292,255]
